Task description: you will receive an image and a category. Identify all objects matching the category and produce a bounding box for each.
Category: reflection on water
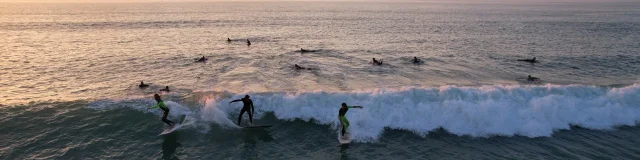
[240,128,275,160]
[161,132,181,160]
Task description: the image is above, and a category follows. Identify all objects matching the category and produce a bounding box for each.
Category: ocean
[2,1,640,159]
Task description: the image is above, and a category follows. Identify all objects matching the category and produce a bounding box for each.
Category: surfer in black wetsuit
[197,56,207,62]
[139,81,149,88]
[372,58,383,65]
[160,86,170,92]
[247,39,251,46]
[413,57,421,64]
[148,94,175,128]
[527,75,540,81]
[517,57,538,63]
[294,64,312,70]
[229,95,255,126]
[227,38,232,42]
[339,103,363,136]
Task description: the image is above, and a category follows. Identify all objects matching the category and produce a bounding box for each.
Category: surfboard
[338,132,351,144]
[159,124,182,136]
[158,115,192,136]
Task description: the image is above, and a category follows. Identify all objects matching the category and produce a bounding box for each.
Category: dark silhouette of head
[245,95,250,99]
[341,103,347,108]
[154,94,161,102]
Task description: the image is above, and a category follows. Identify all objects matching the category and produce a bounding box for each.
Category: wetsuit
[338,106,354,136]
[149,101,174,126]
[231,98,254,125]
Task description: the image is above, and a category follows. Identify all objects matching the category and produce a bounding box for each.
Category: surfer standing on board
[229,95,255,126]
[147,94,175,129]
[339,103,363,137]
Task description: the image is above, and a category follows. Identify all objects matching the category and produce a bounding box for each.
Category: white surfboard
[158,124,182,136]
[158,115,192,136]
[338,132,351,144]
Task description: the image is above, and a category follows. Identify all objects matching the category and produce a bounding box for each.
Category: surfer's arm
[147,102,166,110]
[229,99,241,103]
[347,106,363,109]
[147,105,158,110]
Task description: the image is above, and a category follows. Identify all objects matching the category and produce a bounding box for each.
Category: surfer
[527,75,540,81]
[247,39,251,46]
[413,57,421,64]
[148,94,175,128]
[139,81,149,88]
[338,103,363,137]
[196,56,207,62]
[372,58,383,65]
[294,64,312,70]
[160,86,170,92]
[227,38,232,42]
[300,48,317,53]
[229,95,255,126]
[517,57,538,63]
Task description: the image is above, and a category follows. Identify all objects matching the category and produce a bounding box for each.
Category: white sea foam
[213,84,640,141]
[88,84,640,141]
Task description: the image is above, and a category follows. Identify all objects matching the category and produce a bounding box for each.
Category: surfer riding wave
[148,94,175,129]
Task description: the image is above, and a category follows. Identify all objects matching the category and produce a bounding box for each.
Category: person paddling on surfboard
[339,103,363,137]
[229,95,255,126]
[147,94,175,129]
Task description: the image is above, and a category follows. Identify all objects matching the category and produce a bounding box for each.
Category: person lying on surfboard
[147,94,175,129]
[339,103,363,137]
[229,95,255,126]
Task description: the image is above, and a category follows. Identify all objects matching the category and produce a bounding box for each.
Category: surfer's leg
[162,112,174,126]
[238,108,247,125]
[248,108,253,124]
[341,117,350,136]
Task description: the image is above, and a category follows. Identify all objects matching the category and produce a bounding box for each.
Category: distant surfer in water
[517,57,538,63]
[339,103,363,137]
[139,81,149,88]
[160,86,170,92]
[196,56,207,62]
[294,64,312,70]
[247,39,251,46]
[413,57,421,64]
[372,58,383,65]
[527,75,540,82]
[227,38,232,42]
[300,48,317,53]
[229,95,255,126]
[148,94,175,129]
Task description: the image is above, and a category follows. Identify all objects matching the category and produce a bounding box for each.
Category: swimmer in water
[139,81,149,88]
[160,86,170,92]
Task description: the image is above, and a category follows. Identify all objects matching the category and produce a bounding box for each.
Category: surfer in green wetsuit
[147,94,175,128]
[339,103,363,136]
